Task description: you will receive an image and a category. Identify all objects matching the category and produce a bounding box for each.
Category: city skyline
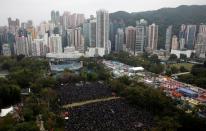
[0,0,206,26]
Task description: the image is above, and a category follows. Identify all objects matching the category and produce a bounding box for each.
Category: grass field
[170,63,194,71]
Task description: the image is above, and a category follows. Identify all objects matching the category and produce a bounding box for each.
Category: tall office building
[171,35,179,50]
[135,25,145,54]
[115,28,124,52]
[165,26,172,52]
[110,21,125,51]
[148,23,158,51]
[89,19,96,47]
[55,11,60,25]
[195,24,206,58]
[49,34,62,53]
[185,25,196,50]
[51,10,56,24]
[83,22,90,47]
[96,10,109,51]
[51,10,60,25]
[125,26,136,54]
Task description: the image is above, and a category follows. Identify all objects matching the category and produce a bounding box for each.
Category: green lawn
[171,63,194,71]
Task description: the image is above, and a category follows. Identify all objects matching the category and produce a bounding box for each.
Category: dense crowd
[65,99,154,131]
[59,82,113,105]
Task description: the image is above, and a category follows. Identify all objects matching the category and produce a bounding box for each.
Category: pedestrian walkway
[63,96,120,108]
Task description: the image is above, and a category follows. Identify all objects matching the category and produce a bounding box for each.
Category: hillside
[110,5,206,49]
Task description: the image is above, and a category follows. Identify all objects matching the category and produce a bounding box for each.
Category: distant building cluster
[166,24,206,58]
[0,9,110,58]
[0,10,206,59]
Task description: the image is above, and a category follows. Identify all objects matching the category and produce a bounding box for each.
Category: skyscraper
[96,10,109,50]
[179,24,186,50]
[171,35,179,50]
[148,23,158,51]
[115,28,124,52]
[8,18,20,34]
[125,26,136,54]
[51,10,56,24]
[55,11,60,25]
[195,24,206,58]
[62,11,71,30]
[15,36,29,56]
[89,19,96,48]
[185,25,196,50]
[51,10,60,25]
[135,25,145,54]
[76,14,85,26]
[165,26,172,52]
[110,21,125,51]
[49,34,62,53]
[66,28,84,50]
[83,22,90,47]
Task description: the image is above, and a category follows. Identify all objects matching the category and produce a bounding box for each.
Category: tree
[171,66,179,74]
[180,54,187,61]
[0,78,21,108]
[149,64,165,74]
[180,66,188,72]
[204,61,206,68]
[169,54,178,61]
[14,122,39,131]
[150,54,160,63]
[190,52,196,59]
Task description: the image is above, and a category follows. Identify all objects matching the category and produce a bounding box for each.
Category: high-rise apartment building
[135,25,145,54]
[185,25,196,50]
[67,28,84,50]
[49,34,62,53]
[195,24,206,58]
[89,19,96,48]
[8,18,20,34]
[171,35,179,50]
[165,26,172,52]
[125,26,136,54]
[15,36,29,56]
[96,10,109,50]
[76,14,85,26]
[148,23,158,51]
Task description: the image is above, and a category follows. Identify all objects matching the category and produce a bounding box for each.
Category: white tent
[0,106,14,117]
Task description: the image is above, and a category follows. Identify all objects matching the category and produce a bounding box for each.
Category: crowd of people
[59,81,154,130]
[65,99,154,131]
[59,82,113,105]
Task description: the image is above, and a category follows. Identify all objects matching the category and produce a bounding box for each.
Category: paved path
[63,97,120,108]
[172,72,190,76]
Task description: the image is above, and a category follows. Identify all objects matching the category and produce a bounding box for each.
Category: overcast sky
[0,0,206,26]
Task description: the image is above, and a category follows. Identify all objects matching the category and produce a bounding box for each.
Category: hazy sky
[0,0,206,26]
